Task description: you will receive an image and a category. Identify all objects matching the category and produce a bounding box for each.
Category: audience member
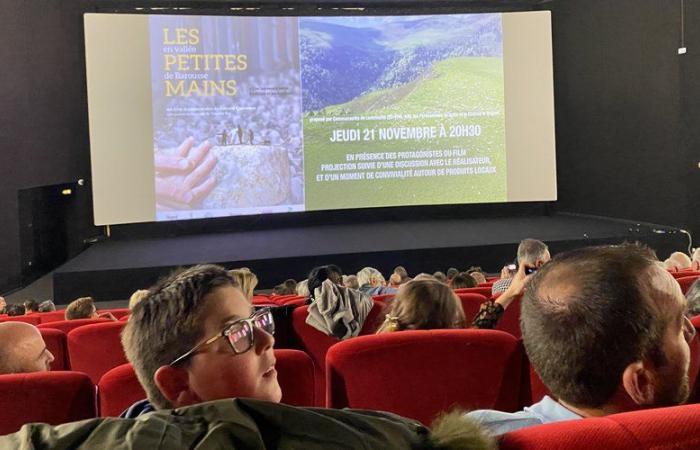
[393,265,410,283]
[686,278,700,317]
[357,267,397,296]
[0,296,5,314]
[6,304,25,317]
[23,300,39,314]
[343,274,360,290]
[64,296,116,321]
[307,264,343,301]
[666,251,692,271]
[468,244,694,435]
[492,239,550,295]
[128,289,150,310]
[467,268,487,285]
[692,248,700,271]
[446,267,459,282]
[38,300,56,312]
[388,273,402,288]
[228,268,258,301]
[272,279,297,296]
[0,322,54,373]
[432,271,447,283]
[296,279,310,297]
[451,272,477,289]
[121,264,280,416]
[377,278,466,332]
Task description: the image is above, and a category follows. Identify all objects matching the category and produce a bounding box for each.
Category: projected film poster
[149,14,506,221]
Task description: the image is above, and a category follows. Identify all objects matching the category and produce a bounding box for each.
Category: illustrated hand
[155,137,217,210]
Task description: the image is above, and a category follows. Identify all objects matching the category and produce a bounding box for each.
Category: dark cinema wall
[0,0,696,294]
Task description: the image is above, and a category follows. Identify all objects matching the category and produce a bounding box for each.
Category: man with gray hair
[357,267,397,297]
[492,238,551,295]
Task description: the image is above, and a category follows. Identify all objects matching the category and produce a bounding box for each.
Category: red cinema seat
[0,315,41,325]
[677,275,699,294]
[326,329,523,425]
[0,371,96,435]
[499,403,700,450]
[495,295,523,339]
[98,349,316,416]
[37,318,111,334]
[37,310,68,324]
[457,293,488,323]
[278,296,307,307]
[68,321,127,384]
[291,301,385,405]
[39,328,69,371]
[98,363,145,417]
[372,293,396,303]
[454,287,493,297]
[672,271,700,279]
[100,308,130,320]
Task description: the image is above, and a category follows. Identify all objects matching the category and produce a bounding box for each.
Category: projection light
[61,189,73,196]
[678,47,687,55]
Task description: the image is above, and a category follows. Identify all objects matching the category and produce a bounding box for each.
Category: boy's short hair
[121,264,238,409]
[64,297,96,320]
[23,300,39,313]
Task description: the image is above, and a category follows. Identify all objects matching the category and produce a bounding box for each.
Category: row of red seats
[0,349,314,435]
[5,365,699,449]
[0,308,130,325]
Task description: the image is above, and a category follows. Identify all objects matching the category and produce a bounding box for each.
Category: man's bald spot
[0,322,46,374]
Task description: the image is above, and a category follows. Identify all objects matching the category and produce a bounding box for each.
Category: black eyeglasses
[169,307,275,366]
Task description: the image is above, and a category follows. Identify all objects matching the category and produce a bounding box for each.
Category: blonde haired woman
[377,278,466,333]
[229,268,258,301]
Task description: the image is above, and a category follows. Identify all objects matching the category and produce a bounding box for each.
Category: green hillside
[304,56,507,211]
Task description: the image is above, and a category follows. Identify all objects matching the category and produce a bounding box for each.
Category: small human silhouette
[249,129,254,145]
[237,125,244,144]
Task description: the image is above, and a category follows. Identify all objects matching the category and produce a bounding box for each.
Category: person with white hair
[665,251,692,272]
[357,267,397,297]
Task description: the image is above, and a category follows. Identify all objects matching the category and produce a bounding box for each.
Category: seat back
[671,271,700,279]
[456,293,488,323]
[37,318,111,334]
[39,328,70,371]
[677,275,699,294]
[495,295,523,338]
[454,287,493,297]
[0,371,96,435]
[326,329,522,425]
[36,310,68,323]
[499,403,700,450]
[98,349,316,416]
[291,301,385,405]
[68,321,127,383]
[0,315,41,325]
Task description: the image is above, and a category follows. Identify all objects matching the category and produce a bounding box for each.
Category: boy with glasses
[121,264,281,416]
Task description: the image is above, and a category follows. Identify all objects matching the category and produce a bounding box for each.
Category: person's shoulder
[465,408,544,436]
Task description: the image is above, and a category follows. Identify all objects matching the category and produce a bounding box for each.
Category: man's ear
[154,365,200,408]
[622,360,655,405]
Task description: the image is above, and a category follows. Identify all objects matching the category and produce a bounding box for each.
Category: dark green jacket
[1,398,432,449]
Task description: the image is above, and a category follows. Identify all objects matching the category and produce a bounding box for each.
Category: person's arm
[472,264,532,329]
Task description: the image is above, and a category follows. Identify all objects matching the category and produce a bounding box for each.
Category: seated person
[37,300,56,312]
[665,251,692,271]
[271,279,297,296]
[6,304,25,317]
[451,272,477,289]
[307,264,343,302]
[446,268,459,283]
[466,268,487,285]
[692,248,700,271]
[128,289,149,310]
[357,267,397,297]
[228,268,258,301]
[432,271,448,283]
[686,278,700,317]
[343,274,360,290]
[471,264,531,329]
[295,279,310,297]
[23,300,39,314]
[121,264,281,416]
[64,296,116,321]
[0,296,5,314]
[467,243,693,435]
[492,238,550,295]
[0,322,54,373]
[393,265,411,284]
[377,278,465,332]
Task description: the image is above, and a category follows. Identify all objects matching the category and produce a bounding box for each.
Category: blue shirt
[466,396,582,435]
